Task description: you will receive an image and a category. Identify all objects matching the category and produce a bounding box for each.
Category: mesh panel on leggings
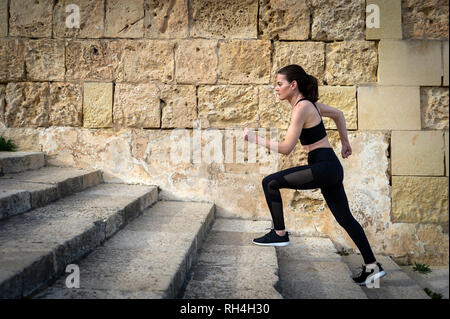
[283,167,314,188]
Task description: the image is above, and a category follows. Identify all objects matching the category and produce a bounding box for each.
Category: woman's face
[275,73,292,100]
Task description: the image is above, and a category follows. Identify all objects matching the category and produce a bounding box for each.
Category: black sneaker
[352,262,386,286]
[252,228,290,247]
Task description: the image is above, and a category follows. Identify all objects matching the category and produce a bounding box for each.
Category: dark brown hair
[277,64,319,102]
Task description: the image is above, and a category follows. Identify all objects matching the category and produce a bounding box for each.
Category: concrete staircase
[1,151,444,299]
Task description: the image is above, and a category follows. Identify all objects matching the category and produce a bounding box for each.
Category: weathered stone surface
[446,131,449,177]
[258,85,291,129]
[325,41,378,85]
[159,84,197,128]
[113,83,160,129]
[9,0,52,37]
[175,39,218,84]
[259,0,310,40]
[53,0,105,38]
[0,0,7,37]
[198,85,259,129]
[0,39,25,81]
[272,41,325,85]
[402,0,449,39]
[65,40,115,81]
[109,40,175,83]
[144,0,189,38]
[218,40,271,84]
[420,87,449,130]
[24,40,65,82]
[5,83,50,128]
[83,82,113,129]
[190,0,258,39]
[392,176,448,224]
[105,0,144,38]
[391,130,445,176]
[48,83,83,127]
[0,85,5,129]
[0,128,42,152]
[444,41,449,86]
[378,39,442,86]
[318,86,357,130]
[366,0,402,40]
[310,0,365,40]
[358,85,421,130]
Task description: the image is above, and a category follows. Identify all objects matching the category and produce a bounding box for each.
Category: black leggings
[262,147,376,264]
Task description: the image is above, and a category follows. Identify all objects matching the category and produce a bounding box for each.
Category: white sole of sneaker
[356,270,387,286]
[252,240,290,247]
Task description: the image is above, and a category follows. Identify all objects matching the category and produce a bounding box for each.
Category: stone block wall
[0,0,448,265]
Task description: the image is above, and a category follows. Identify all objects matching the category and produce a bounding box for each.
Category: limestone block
[105,0,144,38]
[83,83,113,128]
[9,0,52,37]
[318,86,357,130]
[175,39,218,84]
[325,41,377,85]
[24,40,65,81]
[49,83,83,127]
[0,128,42,151]
[392,176,448,224]
[259,0,309,40]
[420,87,449,130]
[65,40,114,81]
[366,0,402,40]
[109,40,175,83]
[218,40,271,84]
[144,0,188,38]
[190,0,258,39]
[391,130,445,176]
[4,82,50,128]
[0,39,25,81]
[444,41,449,86]
[0,84,5,128]
[258,85,291,129]
[378,39,442,86]
[0,0,7,37]
[310,0,365,41]
[197,85,258,129]
[358,85,421,130]
[113,83,160,128]
[402,0,449,40]
[159,84,197,128]
[272,41,325,85]
[53,0,105,38]
[445,131,449,177]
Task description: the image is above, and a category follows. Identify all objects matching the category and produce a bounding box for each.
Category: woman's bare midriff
[302,136,332,153]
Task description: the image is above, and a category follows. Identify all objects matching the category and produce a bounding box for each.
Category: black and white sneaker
[352,262,386,286]
[252,229,290,247]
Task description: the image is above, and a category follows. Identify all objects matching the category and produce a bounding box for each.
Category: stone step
[0,165,103,221]
[275,236,368,299]
[182,219,283,299]
[0,151,45,175]
[33,200,215,299]
[340,253,431,299]
[0,182,158,298]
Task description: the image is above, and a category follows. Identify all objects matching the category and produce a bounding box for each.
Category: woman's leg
[262,165,323,231]
[320,182,377,265]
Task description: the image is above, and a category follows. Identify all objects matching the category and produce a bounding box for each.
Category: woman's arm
[315,102,349,145]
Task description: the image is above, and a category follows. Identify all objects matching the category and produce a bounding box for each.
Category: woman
[242,64,386,286]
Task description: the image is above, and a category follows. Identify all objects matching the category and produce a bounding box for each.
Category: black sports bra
[295,98,327,146]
